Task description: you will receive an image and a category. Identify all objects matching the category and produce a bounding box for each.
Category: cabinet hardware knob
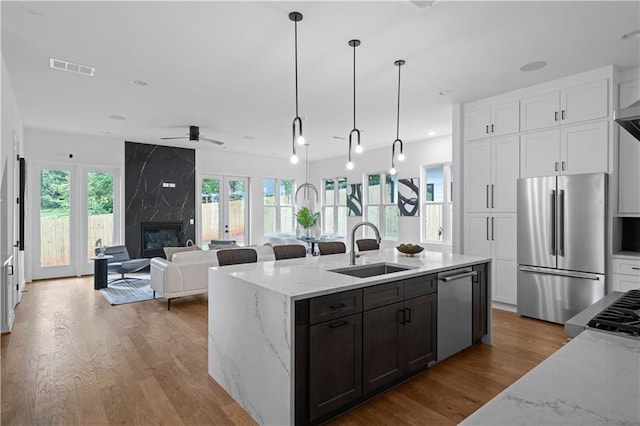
[329,302,346,310]
[561,161,566,171]
[491,124,494,133]
[561,110,565,120]
[398,309,406,325]
[486,125,489,134]
[555,111,558,121]
[555,162,559,172]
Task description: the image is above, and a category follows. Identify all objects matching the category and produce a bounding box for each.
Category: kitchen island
[207,249,491,425]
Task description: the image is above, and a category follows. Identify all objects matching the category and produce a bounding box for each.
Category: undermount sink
[329,262,414,278]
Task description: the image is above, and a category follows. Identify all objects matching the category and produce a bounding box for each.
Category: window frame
[263,177,295,236]
[322,176,348,236]
[364,171,398,239]
[421,162,453,244]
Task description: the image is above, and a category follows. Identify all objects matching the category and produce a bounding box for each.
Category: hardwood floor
[1,276,569,425]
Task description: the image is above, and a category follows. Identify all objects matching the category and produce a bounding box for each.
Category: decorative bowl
[396,244,424,257]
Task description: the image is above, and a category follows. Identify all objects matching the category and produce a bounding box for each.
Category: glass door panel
[226,178,248,246]
[201,177,222,242]
[87,172,114,258]
[40,168,71,267]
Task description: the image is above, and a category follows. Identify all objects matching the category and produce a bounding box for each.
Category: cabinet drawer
[310,289,362,325]
[612,258,640,277]
[404,274,437,299]
[363,281,404,310]
[612,273,640,292]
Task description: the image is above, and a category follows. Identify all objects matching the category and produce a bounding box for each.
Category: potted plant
[295,207,320,238]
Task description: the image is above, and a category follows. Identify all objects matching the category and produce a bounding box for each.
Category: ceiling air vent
[49,58,95,76]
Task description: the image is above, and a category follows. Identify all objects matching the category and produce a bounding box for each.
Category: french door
[198,174,250,247]
[31,162,121,279]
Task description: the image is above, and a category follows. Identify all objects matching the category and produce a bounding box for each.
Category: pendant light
[389,59,406,176]
[290,11,304,165]
[347,39,362,170]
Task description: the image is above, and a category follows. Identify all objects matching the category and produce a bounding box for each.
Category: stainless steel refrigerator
[517,173,606,324]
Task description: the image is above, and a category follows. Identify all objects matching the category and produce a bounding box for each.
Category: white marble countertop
[211,248,489,300]
[461,329,640,425]
[612,251,640,260]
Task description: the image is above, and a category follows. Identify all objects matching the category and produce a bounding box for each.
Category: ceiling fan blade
[160,137,187,140]
[200,137,224,145]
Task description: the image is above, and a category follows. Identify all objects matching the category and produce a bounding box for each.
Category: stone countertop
[461,329,640,425]
[612,251,640,260]
[211,248,489,300]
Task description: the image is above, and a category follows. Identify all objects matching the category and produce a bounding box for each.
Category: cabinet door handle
[486,185,490,208]
[328,320,349,329]
[555,162,559,172]
[486,125,489,134]
[329,302,346,310]
[491,184,495,208]
[491,124,495,133]
[555,111,558,121]
[491,217,495,241]
[486,217,490,241]
[632,267,640,271]
[561,110,565,120]
[404,308,412,324]
[561,161,566,171]
[398,309,406,325]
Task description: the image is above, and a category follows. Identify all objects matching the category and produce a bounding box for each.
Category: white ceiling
[2,1,639,161]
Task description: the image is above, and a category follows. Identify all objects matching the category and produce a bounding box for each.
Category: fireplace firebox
[141,221,183,258]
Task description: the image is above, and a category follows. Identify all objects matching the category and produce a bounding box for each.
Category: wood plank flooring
[1,276,569,425]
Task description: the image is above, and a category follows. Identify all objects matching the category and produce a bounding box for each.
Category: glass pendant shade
[347,39,362,169]
[390,59,406,174]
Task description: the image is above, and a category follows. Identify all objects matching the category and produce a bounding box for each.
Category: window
[365,172,398,239]
[423,163,452,242]
[263,178,294,235]
[323,177,347,235]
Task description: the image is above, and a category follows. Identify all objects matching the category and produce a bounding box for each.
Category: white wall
[1,55,24,332]
[308,136,452,251]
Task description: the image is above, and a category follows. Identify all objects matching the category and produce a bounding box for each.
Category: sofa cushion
[163,245,200,261]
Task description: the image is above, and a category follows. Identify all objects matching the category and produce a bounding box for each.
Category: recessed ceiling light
[428,131,436,137]
[332,136,345,140]
[101,131,111,135]
[621,30,640,40]
[49,58,95,76]
[438,90,451,96]
[108,114,126,120]
[242,136,255,140]
[520,61,547,72]
[131,79,147,86]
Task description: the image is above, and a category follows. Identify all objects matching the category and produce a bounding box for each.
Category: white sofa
[150,245,277,309]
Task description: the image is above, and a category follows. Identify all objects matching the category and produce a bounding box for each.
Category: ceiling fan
[161,125,224,145]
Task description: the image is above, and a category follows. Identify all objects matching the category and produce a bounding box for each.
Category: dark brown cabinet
[309,313,362,420]
[472,263,489,343]
[362,276,437,395]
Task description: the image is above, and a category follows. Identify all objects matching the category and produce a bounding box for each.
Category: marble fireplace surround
[125,142,196,258]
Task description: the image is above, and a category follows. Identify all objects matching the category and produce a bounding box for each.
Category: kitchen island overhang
[207,249,491,425]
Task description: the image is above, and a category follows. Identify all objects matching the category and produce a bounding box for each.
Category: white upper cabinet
[520,122,608,178]
[465,100,519,141]
[618,78,640,215]
[464,135,519,213]
[520,79,608,132]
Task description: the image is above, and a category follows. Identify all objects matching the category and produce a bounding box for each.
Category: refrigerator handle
[549,190,556,256]
[558,190,565,257]
[518,266,601,281]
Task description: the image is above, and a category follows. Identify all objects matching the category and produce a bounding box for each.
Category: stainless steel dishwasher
[437,267,476,361]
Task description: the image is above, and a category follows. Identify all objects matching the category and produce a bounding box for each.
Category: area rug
[99,277,156,305]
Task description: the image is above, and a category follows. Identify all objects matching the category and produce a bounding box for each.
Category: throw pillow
[164,245,200,261]
[208,242,240,250]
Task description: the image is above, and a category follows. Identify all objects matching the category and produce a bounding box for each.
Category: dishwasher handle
[440,271,478,282]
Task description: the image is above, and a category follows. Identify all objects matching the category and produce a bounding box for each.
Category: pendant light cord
[353,44,356,128]
[396,62,401,141]
[294,20,299,117]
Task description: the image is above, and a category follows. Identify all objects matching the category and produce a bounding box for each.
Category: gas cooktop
[587,289,640,337]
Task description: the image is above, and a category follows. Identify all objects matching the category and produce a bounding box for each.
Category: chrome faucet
[350,221,382,265]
